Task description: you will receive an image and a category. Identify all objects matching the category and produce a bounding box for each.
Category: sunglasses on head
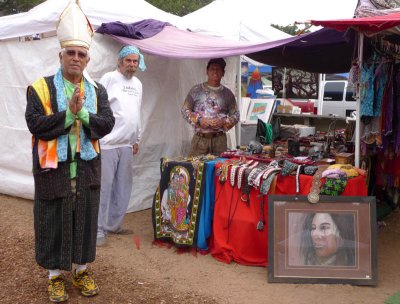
[65,49,88,59]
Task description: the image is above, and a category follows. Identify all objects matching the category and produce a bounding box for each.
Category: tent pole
[355,33,364,168]
[317,73,325,115]
[236,56,242,148]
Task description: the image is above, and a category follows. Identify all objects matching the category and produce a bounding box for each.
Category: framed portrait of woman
[267,195,377,286]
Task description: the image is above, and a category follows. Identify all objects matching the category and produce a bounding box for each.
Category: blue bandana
[118,45,146,71]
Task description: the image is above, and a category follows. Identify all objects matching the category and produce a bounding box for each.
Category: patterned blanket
[152,157,208,247]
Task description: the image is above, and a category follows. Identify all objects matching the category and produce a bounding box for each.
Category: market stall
[150,1,400,274]
[152,145,368,261]
[245,5,400,220]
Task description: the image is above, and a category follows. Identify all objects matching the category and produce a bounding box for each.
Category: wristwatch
[196,117,202,127]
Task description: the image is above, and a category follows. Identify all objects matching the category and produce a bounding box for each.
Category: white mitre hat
[56,1,94,49]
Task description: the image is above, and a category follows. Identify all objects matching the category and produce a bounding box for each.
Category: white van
[320,80,356,117]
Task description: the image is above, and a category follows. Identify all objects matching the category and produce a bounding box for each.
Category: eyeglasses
[65,49,88,59]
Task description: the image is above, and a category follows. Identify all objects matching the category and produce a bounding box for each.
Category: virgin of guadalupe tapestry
[152,157,207,247]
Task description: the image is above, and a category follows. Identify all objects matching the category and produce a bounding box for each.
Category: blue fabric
[373,60,388,117]
[197,158,224,251]
[118,45,146,71]
[53,68,98,162]
[360,62,375,117]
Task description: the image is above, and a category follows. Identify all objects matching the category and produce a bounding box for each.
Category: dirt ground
[1,193,399,304]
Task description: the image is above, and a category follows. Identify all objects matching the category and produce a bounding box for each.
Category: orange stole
[32,78,58,169]
[31,77,99,169]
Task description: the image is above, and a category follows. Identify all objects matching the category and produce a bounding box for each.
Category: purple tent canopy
[99,21,356,74]
[107,25,298,59]
[246,28,357,74]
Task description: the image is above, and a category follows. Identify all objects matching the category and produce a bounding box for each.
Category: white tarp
[0,0,242,212]
[0,0,183,40]
[181,0,291,41]
[0,31,240,212]
[182,0,358,40]
[2,0,352,212]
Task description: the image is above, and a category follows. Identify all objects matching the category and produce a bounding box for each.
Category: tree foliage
[0,0,212,16]
[146,0,213,16]
[0,0,45,15]
[271,23,310,36]
[272,68,318,99]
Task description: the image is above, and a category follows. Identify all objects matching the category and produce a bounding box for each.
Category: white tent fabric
[1,0,353,212]
[181,0,358,41]
[0,0,183,40]
[0,0,256,213]
[0,31,240,212]
[181,0,291,41]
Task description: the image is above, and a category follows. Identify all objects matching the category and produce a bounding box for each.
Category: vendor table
[210,163,368,266]
[152,158,368,267]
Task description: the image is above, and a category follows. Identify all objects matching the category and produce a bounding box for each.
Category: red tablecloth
[210,164,368,267]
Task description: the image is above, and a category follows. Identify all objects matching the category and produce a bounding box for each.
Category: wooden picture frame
[267,195,377,286]
[245,98,276,124]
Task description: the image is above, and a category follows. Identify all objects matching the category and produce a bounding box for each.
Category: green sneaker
[72,269,99,297]
[48,275,69,303]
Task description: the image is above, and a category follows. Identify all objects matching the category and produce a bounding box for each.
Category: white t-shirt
[99,70,142,149]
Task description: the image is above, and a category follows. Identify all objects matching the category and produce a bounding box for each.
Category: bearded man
[96,45,146,247]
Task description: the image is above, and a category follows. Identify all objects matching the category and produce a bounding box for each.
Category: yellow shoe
[48,275,69,303]
[72,269,99,297]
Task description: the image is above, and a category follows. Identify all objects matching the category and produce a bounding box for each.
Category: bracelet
[295,165,302,195]
[230,165,239,187]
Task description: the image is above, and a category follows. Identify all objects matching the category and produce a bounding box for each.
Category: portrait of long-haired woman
[300,212,356,266]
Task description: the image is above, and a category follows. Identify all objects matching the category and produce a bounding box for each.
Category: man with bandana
[96,45,146,247]
[25,2,115,302]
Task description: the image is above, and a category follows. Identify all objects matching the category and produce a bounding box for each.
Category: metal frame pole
[355,33,364,168]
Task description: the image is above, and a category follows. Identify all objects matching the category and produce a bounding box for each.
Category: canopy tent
[106,26,297,58]
[0,0,300,213]
[0,0,366,212]
[243,8,400,167]
[310,11,400,32]
[246,27,357,73]
[181,0,358,41]
[0,0,207,213]
[247,10,400,74]
[0,0,183,40]
[310,11,400,167]
[180,0,357,77]
[181,0,290,41]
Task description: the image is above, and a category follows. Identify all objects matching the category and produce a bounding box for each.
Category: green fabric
[265,123,273,144]
[62,80,91,179]
[385,291,400,304]
[65,108,76,127]
[77,107,89,126]
[320,177,347,196]
[63,80,78,179]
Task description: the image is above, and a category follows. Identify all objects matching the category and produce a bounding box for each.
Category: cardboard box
[294,124,316,137]
[277,105,293,113]
[335,152,354,165]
